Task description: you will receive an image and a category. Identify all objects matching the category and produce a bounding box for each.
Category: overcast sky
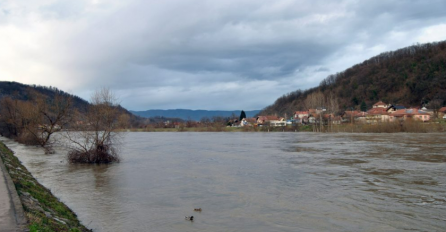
[1,0,445,111]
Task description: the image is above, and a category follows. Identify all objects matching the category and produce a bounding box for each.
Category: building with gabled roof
[294,111,309,119]
[256,116,285,126]
[366,107,390,124]
[373,101,389,109]
[389,108,430,122]
[240,118,257,126]
[387,104,406,113]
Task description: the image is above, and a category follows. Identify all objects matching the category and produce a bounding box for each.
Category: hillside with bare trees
[0,82,145,150]
[261,40,446,116]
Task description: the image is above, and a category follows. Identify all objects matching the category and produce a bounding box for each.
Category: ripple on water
[327,158,369,166]
[2,133,446,232]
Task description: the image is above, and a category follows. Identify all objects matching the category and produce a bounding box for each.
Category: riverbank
[121,120,446,133]
[0,142,90,232]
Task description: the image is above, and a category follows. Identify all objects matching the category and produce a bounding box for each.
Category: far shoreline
[119,121,446,133]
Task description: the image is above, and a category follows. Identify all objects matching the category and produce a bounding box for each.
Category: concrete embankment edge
[0,148,27,231]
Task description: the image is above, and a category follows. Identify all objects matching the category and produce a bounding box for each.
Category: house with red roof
[387,104,406,113]
[240,118,257,126]
[439,107,446,119]
[294,111,309,119]
[373,101,389,109]
[294,111,309,124]
[256,116,286,126]
[366,107,390,124]
[332,116,342,125]
[389,108,430,122]
[342,110,367,123]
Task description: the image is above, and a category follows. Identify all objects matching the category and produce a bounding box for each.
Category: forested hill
[260,40,446,116]
[0,81,90,113]
[0,81,144,126]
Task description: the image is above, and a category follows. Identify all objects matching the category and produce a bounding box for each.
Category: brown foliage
[65,88,121,164]
[0,90,72,150]
[68,145,119,164]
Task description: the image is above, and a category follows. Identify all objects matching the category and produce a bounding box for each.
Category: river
[1,132,445,231]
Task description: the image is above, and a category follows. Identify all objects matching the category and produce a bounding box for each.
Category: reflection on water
[2,132,446,231]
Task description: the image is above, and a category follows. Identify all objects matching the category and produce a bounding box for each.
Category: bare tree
[66,88,121,163]
[0,97,21,137]
[304,91,326,132]
[326,92,340,132]
[304,91,325,110]
[429,99,443,119]
[0,92,72,152]
[118,113,131,129]
[200,117,211,127]
[21,92,73,152]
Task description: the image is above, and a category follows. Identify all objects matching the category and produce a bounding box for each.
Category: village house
[373,101,389,109]
[289,100,441,126]
[256,116,286,126]
[294,111,309,124]
[269,118,286,127]
[355,111,367,123]
[304,108,327,124]
[332,116,342,125]
[386,104,406,113]
[389,108,431,122]
[366,107,390,124]
[308,115,316,124]
[240,118,257,126]
[294,111,309,119]
[440,107,446,119]
[342,110,367,123]
[364,101,431,123]
[309,108,326,115]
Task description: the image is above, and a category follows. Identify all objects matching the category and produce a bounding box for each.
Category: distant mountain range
[130,109,261,121]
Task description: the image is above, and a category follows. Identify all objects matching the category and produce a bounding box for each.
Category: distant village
[237,101,446,127]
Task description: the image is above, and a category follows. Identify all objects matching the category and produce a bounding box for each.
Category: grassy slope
[0,142,90,232]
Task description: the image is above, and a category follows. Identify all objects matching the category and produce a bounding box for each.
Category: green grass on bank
[0,142,90,232]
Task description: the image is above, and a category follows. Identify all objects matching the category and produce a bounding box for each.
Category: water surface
[2,132,445,231]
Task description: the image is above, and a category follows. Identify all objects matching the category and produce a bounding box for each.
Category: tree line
[0,86,126,164]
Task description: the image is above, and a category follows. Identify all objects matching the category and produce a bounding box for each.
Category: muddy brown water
[1,132,445,231]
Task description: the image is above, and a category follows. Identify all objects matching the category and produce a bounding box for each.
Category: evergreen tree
[239,110,246,121]
[360,101,367,112]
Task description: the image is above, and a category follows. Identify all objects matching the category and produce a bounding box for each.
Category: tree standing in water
[66,88,121,163]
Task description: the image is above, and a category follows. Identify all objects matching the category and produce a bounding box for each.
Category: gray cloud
[1,0,445,110]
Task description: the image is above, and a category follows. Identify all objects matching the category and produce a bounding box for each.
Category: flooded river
[2,132,446,231]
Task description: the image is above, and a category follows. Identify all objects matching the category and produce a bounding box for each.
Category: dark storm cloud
[2,0,446,110]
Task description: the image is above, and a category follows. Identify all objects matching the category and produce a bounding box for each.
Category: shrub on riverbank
[0,142,90,232]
